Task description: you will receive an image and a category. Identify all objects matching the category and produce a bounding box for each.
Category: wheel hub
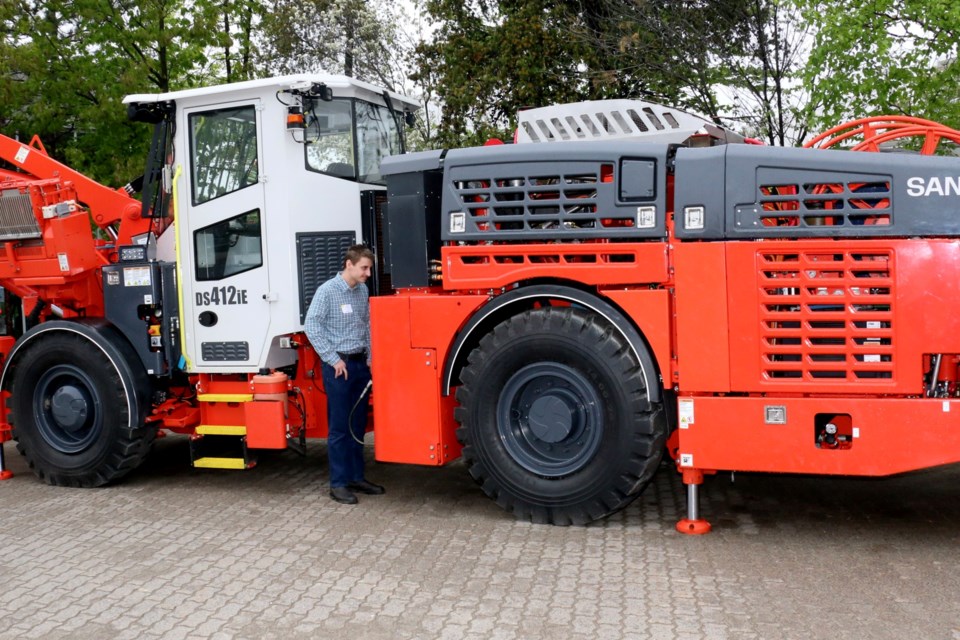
[50,385,89,432]
[34,365,103,454]
[497,362,604,477]
[528,395,575,442]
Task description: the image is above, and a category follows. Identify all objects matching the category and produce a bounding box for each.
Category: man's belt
[337,351,367,363]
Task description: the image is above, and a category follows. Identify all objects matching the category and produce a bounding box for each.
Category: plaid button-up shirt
[304,273,370,366]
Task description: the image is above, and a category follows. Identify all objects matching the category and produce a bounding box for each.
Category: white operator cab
[124,75,419,374]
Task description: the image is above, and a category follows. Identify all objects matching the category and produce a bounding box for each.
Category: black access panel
[102,260,180,377]
[383,169,443,288]
[296,231,356,323]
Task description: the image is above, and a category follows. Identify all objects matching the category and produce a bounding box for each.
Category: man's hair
[345,244,375,266]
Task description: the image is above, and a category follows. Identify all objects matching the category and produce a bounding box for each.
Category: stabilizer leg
[676,468,711,534]
[0,440,14,480]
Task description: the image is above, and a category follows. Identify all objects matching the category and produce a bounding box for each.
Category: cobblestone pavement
[2,436,960,640]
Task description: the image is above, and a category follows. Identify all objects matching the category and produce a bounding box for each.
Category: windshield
[355,101,402,184]
[304,98,403,185]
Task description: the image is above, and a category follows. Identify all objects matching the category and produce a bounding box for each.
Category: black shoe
[348,480,385,495]
[330,486,358,504]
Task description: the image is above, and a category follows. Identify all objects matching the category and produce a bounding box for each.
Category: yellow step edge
[197,393,254,403]
[193,457,249,470]
[196,425,247,436]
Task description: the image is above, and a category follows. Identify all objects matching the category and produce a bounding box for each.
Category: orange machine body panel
[441,242,669,290]
[675,237,960,477]
[290,342,329,440]
[723,239,960,395]
[600,288,673,380]
[372,233,960,478]
[244,401,288,449]
[370,292,487,465]
[675,396,960,475]
[673,242,732,392]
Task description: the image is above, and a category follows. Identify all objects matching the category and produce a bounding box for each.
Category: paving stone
[2,438,960,639]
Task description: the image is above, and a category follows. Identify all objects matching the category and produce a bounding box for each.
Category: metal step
[197,393,253,403]
[189,430,255,470]
[195,425,247,436]
[192,457,252,470]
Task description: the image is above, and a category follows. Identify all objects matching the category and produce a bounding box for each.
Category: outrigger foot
[676,469,711,535]
[0,444,12,480]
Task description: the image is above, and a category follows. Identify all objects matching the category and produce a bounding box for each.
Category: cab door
[179,99,272,371]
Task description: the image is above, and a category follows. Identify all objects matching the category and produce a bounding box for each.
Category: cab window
[194,209,263,281]
[355,101,401,184]
[189,105,259,205]
[305,100,356,180]
[304,99,403,185]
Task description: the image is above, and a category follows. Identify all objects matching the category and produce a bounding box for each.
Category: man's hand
[334,360,348,379]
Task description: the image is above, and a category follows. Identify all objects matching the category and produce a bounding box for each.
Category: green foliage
[415,0,599,146]
[15,0,947,188]
[258,0,403,89]
[416,0,775,147]
[0,0,236,185]
[575,0,757,120]
[799,0,960,130]
[712,0,813,146]
[218,0,264,82]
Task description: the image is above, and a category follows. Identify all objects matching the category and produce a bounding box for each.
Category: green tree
[417,0,776,147]
[0,0,227,185]
[217,0,265,82]
[568,0,754,121]
[258,0,404,89]
[415,0,593,146]
[714,0,812,146]
[799,0,960,131]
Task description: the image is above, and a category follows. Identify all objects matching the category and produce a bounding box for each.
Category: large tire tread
[456,307,666,525]
[8,331,153,488]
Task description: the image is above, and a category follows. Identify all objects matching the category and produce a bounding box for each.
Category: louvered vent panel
[201,341,250,362]
[297,231,355,323]
[759,250,894,383]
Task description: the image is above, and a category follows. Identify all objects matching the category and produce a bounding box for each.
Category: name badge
[340,303,353,314]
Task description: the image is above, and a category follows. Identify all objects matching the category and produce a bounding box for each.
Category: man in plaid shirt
[304,245,385,504]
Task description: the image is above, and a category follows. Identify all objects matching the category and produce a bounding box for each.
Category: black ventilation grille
[297,231,355,323]
[201,341,250,361]
[441,158,663,242]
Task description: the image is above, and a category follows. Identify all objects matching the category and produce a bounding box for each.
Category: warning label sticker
[679,399,694,429]
[123,266,151,287]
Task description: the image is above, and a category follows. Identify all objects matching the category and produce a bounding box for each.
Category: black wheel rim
[496,362,604,476]
[33,364,104,454]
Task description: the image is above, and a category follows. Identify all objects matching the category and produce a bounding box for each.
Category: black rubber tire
[8,330,153,487]
[455,307,666,525]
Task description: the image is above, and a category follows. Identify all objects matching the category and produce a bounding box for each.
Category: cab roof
[123,74,420,112]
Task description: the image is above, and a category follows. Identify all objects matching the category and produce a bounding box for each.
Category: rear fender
[1,319,151,425]
[441,284,662,408]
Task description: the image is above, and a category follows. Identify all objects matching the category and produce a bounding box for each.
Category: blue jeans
[321,360,371,488]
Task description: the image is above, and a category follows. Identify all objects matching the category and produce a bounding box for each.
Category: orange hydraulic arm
[0,132,153,319]
[0,134,148,244]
